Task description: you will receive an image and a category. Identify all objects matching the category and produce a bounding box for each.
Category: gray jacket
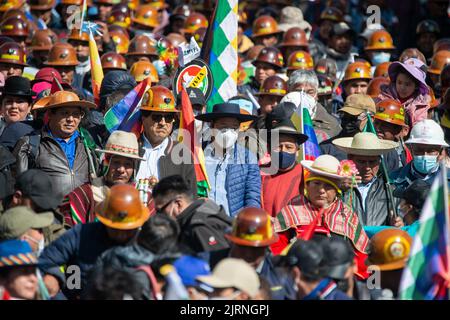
[13,129,94,202]
[343,175,399,226]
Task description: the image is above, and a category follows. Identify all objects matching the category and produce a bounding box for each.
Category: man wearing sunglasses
[136,85,196,193]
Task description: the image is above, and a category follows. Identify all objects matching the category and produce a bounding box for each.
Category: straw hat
[332,132,398,156]
[301,155,345,180]
[95,130,145,161]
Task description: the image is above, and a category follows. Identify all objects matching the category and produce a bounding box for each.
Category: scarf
[273,195,368,253]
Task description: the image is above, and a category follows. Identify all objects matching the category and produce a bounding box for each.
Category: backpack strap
[135,265,162,300]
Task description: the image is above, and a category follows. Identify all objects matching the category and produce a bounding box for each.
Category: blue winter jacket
[38,222,126,299]
[224,143,261,217]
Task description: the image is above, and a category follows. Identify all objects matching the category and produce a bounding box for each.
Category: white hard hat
[405,119,449,147]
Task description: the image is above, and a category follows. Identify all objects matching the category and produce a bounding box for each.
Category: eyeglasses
[54,109,85,119]
[144,112,176,123]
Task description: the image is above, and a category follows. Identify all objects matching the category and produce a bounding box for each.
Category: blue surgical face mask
[371,52,391,66]
[413,155,438,174]
[273,151,297,170]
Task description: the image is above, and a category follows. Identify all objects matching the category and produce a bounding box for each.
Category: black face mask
[340,117,360,136]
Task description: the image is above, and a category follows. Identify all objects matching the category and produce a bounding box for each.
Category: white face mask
[213,128,238,149]
[298,91,317,118]
[24,235,45,256]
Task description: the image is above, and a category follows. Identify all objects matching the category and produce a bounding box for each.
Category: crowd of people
[0,0,450,300]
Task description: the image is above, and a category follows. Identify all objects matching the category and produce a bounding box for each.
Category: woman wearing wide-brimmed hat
[60,130,153,227]
[271,154,370,279]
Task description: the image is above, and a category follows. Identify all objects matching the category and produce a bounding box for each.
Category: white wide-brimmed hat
[278,6,312,36]
[96,130,145,160]
[332,132,398,157]
[301,155,345,180]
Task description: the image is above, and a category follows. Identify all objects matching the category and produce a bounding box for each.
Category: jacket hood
[99,71,137,108]
[177,199,228,225]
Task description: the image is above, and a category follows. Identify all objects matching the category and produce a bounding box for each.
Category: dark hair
[152,175,194,203]
[105,88,131,111]
[83,266,143,300]
[137,213,180,255]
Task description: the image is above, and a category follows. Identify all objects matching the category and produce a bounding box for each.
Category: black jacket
[13,129,97,202]
[343,175,399,226]
[177,199,232,254]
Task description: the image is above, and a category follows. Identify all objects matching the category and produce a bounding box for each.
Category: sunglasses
[150,113,176,123]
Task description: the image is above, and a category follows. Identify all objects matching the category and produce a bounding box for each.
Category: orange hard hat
[0,17,29,37]
[101,52,127,71]
[166,33,187,47]
[182,12,208,35]
[320,6,343,23]
[29,0,55,11]
[107,4,131,28]
[367,77,390,98]
[67,28,90,43]
[142,0,168,10]
[132,4,159,29]
[373,61,391,78]
[225,207,278,247]
[110,30,130,54]
[0,41,27,66]
[399,48,426,64]
[278,27,308,48]
[252,46,284,69]
[140,85,179,112]
[252,15,282,38]
[366,229,412,271]
[375,99,405,126]
[343,61,372,82]
[130,60,159,83]
[433,38,450,55]
[256,75,287,97]
[60,0,83,5]
[95,184,150,230]
[287,50,314,71]
[29,29,58,52]
[126,35,158,59]
[428,50,450,75]
[0,0,24,12]
[365,30,396,51]
[44,42,79,66]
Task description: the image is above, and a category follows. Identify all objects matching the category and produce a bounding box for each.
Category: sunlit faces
[395,72,417,99]
[1,95,31,123]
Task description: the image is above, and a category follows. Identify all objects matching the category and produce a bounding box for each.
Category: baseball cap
[186,87,206,106]
[339,94,376,116]
[173,255,211,287]
[15,169,61,211]
[319,237,354,280]
[196,258,260,298]
[283,239,326,279]
[393,179,431,210]
[0,206,54,240]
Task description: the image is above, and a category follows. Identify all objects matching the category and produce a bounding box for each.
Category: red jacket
[261,163,304,217]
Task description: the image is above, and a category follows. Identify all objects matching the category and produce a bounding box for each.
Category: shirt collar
[143,134,168,151]
[47,127,79,143]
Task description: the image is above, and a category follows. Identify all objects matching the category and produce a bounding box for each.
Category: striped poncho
[272,195,369,254]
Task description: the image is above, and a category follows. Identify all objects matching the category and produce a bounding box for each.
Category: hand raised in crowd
[96,21,111,44]
[43,274,61,297]
[390,216,405,228]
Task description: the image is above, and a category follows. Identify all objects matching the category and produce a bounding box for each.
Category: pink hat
[30,67,62,85]
[32,82,52,99]
[388,58,429,96]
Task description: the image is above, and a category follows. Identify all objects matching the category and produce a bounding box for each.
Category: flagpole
[442,161,450,300]
[300,104,305,161]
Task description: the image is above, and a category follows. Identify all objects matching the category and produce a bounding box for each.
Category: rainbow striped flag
[291,107,320,161]
[399,163,450,300]
[88,29,104,106]
[178,87,210,197]
[104,78,150,137]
